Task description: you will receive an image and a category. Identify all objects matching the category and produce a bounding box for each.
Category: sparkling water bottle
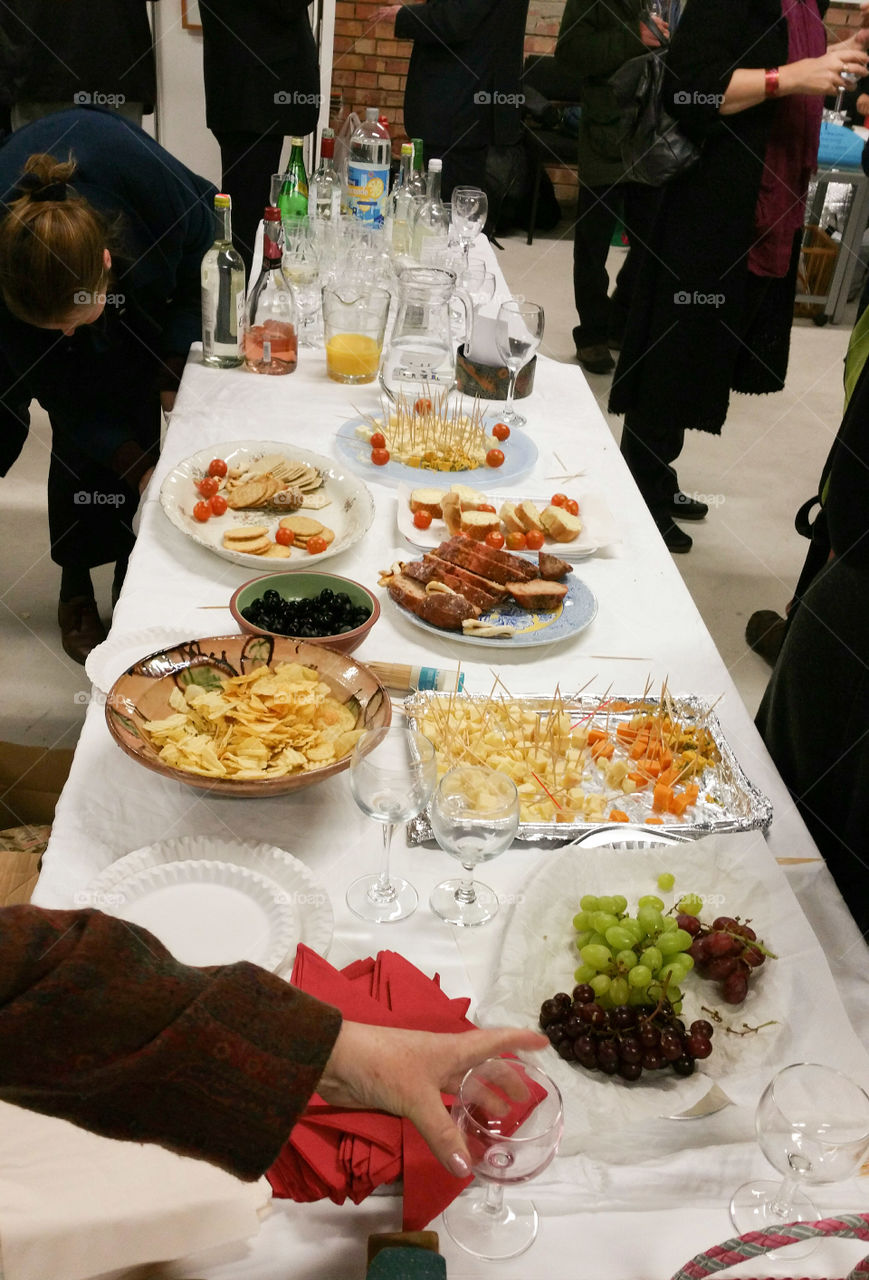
[346,107,391,228]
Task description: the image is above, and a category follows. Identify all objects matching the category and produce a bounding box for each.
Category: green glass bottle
[278,136,309,223]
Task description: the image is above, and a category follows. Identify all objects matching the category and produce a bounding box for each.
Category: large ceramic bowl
[229,571,380,654]
[105,634,391,796]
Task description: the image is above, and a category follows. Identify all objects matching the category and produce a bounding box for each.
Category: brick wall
[330,0,578,216]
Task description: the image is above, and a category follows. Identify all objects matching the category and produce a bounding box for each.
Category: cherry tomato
[550,492,568,507]
[197,475,219,499]
[505,530,527,551]
[307,535,328,555]
[371,447,390,466]
[477,503,497,513]
[209,493,228,516]
[414,397,432,415]
[193,500,211,522]
[525,529,545,550]
[275,526,295,546]
[485,530,505,550]
[486,448,505,468]
[208,458,228,478]
[369,431,386,449]
[564,498,580,517]
[492,421,510,442]
[412,509,433,530]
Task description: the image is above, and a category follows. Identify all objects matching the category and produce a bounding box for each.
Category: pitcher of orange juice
[322,285,391,384]
[379,266,472,402]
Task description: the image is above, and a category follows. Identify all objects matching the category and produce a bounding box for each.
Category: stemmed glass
[443,1057,563,1260]
[429,766,519,926]
[345,726,437,923]
[495,299,545,429]
[730,1063,869,1257]
[282,219,322,346]
[451,186,488,266]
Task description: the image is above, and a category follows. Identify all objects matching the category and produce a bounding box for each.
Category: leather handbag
[609,30,701,186]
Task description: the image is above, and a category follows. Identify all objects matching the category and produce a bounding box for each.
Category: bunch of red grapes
[539,985,715,1081]
[680,913,768,1004]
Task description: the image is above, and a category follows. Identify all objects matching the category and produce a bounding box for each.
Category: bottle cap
[214,193,231,208]
[429,158,442,171]
[401,142,413,155]
[365,107,378,120]
[322,127,334,139]
[263,205,281,220]
[289,135,304,145]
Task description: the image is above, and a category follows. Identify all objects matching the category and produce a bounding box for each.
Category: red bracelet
[764,67,780,98]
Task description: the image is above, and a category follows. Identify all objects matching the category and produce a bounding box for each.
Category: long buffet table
[30,252,869,1279]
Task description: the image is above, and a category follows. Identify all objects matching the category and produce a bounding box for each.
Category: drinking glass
[460,262,496,306]
[451,186,488,265]
[729,1063,869,1257]
[443,1058,563,1260]
[429,766,519,926]
[282,219,322,347]
[345,726,437,923]
[495,299,544,429]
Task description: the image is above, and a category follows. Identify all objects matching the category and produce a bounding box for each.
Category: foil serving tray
[405,691,773,845]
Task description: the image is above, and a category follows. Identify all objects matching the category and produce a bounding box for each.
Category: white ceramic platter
[160,441,375,569]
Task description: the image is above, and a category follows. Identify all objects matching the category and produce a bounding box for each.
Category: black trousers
[572,178,663,349]
[419,144,489,205]
[213,131,285,279]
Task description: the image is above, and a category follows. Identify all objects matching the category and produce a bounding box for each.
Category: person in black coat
[198,0,321,276]
[375,0,530,202]
[0,0,158,128]
[756,345,869,934]
[0,108,215,663]
[608,0,869,554]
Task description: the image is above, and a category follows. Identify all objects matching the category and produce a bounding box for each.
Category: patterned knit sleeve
[0,905,342,1180]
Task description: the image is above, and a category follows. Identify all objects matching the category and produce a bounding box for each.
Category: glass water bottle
[201,192,245,368]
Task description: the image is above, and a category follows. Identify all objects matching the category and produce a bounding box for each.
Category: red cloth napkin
[267,946,504,1229]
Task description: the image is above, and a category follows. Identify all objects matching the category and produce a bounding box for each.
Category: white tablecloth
[32,251,869,1279]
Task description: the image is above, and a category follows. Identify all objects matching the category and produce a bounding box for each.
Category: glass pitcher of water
[379,266,472,401]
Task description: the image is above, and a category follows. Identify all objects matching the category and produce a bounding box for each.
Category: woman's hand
[316,1021,549,1177]
[640,16,668,46]
[782,34,869,97]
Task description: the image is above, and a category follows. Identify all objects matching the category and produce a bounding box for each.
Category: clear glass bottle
[278,136,309,224]
[411,158,450,263]
[308,127,342,221]
[243,206,298,375]
[386,142,415,257]
[201,192,245,368]
[407,138,428,202]
[346,107,391,228]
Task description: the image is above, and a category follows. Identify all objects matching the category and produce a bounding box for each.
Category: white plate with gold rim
[160,441,375,569]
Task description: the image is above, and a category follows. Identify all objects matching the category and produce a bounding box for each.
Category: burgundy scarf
[748,0,825,278]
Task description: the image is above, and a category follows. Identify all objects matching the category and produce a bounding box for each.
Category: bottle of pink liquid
[243,206,298,375]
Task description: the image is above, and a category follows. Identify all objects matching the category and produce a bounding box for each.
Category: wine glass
[729,1063,869,1257]
[459,261,496,306]
[282,219,322,346]
[443,1057,563,1260]
[495,299,544,429]
[345,726,437,923]
[451,186,488,266]
[429,766,519,926]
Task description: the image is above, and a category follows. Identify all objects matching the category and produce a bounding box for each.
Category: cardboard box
[0,741,73,905]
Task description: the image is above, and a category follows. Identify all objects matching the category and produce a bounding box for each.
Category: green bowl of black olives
[229,571,379,654]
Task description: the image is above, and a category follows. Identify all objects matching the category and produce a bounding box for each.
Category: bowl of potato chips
[105,634,391,795]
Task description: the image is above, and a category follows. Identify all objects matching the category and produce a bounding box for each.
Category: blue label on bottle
[347,162,390,226]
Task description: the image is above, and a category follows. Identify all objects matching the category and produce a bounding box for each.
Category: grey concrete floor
[0,220,853,748]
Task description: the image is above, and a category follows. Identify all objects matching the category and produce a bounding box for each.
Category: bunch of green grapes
[572,893,695,1012]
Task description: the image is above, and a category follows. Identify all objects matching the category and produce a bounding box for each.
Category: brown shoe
[577,344,615,375]
[745,610,787,666]
[58,596,107,664]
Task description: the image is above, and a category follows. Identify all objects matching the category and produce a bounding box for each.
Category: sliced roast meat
[436,537,537,585]
[424,554,508,606]
[538,551,573,580]
[388,573,430,614]
[505,579,569,611]
[401,560,441,585]
[388,573,480,631]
